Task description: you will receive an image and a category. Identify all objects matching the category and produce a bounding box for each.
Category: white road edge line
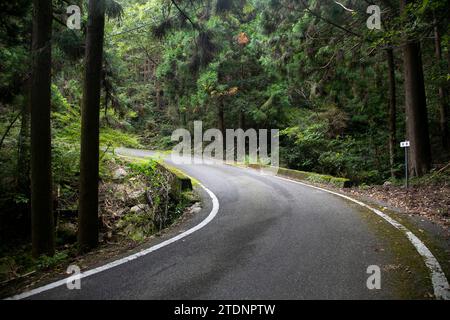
[6,183,220,300]
[275,175,450,300]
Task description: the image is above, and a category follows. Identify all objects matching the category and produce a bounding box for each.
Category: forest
[0,0,449,293]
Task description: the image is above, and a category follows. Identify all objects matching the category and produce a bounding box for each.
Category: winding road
[14,148,449,299]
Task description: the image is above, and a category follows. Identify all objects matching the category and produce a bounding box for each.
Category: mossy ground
[345,199,443,299]
[370,204,449,295]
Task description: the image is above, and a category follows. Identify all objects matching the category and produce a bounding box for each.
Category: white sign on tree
[400,141,410,148]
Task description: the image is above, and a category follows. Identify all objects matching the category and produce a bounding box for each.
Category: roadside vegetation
[0,156,199,297]
[0,0,449,292]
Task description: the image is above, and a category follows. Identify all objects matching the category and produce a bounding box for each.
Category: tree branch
[299,0,362,38]
[334,1,355,13]
[170,0,200,31]
[0,112,21,150]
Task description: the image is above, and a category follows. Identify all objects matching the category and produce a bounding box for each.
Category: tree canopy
[0,0,449,256]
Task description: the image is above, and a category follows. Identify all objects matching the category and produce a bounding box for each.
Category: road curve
[24,148,437,299]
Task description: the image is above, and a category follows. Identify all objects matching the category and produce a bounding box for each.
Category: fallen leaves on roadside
[343,184,450,230]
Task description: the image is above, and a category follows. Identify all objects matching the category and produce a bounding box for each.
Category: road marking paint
[275,175,450,300]
[6,183,220,300]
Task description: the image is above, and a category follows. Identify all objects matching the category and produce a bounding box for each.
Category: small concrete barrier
[156,162,192,199]
[247,164,351,188]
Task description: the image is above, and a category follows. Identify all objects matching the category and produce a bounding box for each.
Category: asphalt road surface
[24,148,437,299]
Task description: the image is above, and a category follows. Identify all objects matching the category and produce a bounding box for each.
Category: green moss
[114,155,198,240]
[275,166,351,187]
[349,201,435,299]
[117,210,156,242]
[369,205,450,289]
[156,161,187,180]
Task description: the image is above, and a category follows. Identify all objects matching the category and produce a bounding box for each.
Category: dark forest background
[0,0,449,257]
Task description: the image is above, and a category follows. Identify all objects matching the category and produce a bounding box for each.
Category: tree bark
[386,48,397,178]
[30,0,54,257]
[402,41,432,176]
[434,21,450,150]
[78,0,105,252]
[399,0,432,177]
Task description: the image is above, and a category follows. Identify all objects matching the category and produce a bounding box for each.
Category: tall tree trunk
[400,0,431,177]
[386,48,397,178]
[78,0,105,252]
[402,41,432,176]
[30,0,54,257]
[434,21,450,150]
